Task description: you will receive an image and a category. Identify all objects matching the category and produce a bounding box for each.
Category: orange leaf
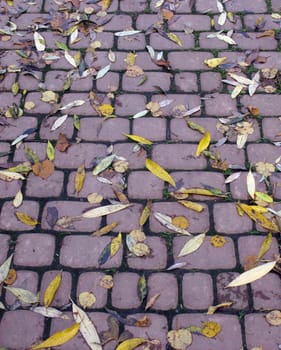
[32,159,55,180]
[56,133,70,152]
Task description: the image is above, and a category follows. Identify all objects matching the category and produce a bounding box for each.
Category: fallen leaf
[244,255,258,271]
[0,170,25,181]
[4,268,17,285]
[225,172,241,184]
[138,275,147,303]
[130,242,151,257]
[124,134,152,145]
[60,100,85,111]
[46,140,55,161]
[167,329,192,350]
[204,57,227,68]
[166,262,187,270]
[34,31,45,52]
[247,168,256,199]
[99,275,114,289]
[15,212,38,226]
[51,115,68,131]
[145,293,161,310]
[44,271,62,308]
[92,154,115,175]
[207,302,233,315]
[82,204,130,218]
[32,159,55,180]
[210,235,227,248]
[96,64,111,79]
[0,254,14,284]
[166,32,182,46]
[114,30,142,37]
[231,84,244,99]
[255,162,275,177]
[265,310,281,326]
[74,163,86,193]
[116,338,147,350]
[32,306,69,319]
[126,65,144,77]
[257,233,272,261]
[145,158,176,187]
[56,133,70,152]
[73,114,80,130]
[202,321,221,338]
[226,260,277,287]
[87,193,103,204]
[171,216,189,229]
[92,222,118,236]
[133,315,151,327]
[177,233,206,257]
[41,90,58,104]
[13,190,23,208]
[139,200,152,226]
[5,286,39,304]
[154,212,191,235]
[110,232,122,257]
[98,103,114,117]
[196,131,211,157]
[178,200,204,212]
[31,323,80,349]
[79,291,96,309]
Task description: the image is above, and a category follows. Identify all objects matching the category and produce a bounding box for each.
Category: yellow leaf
[124,52,137,66]
[110,232,122,257]
[196,131,211,157]
[255,191,273,203]
[92,222,119,236]
[186,120,205,134]
[116,338,147,350]
[178,200,204,212]
[167,32,182,47]
[139,200,152,226]
[46,140,55,161]
[177,233,205,257]
[44,271,62,308]
[78,291,96,308]
[171,216,189,229]
[265,310,281,326]
[231,84,244,99]
[204,57,227,68]
[167,329,192,350]
[99,0,112,11]
[15,212,38,226]
[226,260,277,287]
[202,321,221,338]
[98,103,114,117]
[145,158,176,187]
[177,187,227,198]
[210,235,227,248]
[124,133,153,145]
[257,233,272,261]
[31,323,80,349]
[11,82,19,96]
[247,168,255,199]
[74,163,86,193]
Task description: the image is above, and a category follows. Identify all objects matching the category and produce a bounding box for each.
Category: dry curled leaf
[167,329,192,350]
[99,275,114,289]
[210,235,227,248]
[265,310,281,326]
[171,216,189,229]
[202,321,221,338]
[255,162,275,177]
[145,293,161,310]
[3,268,17,285]
[79,291,96,309]
[32,159,55,180]
[56,133,70,153]
[207,302,233,315]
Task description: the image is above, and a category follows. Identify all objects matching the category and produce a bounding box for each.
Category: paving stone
[106,203,143,232]
[0,234,10,264]
[0,179,22,199]
[13,13,50,30]
[40,271,72,308]
[247,143,281,164]
[44,71,91,92]
[127,171,164,199]
[5,270,39,307]
[13,142,46,163]
[205,93,237,116]
[0,200,39,231]
[24,92,53,114]
[18,72,42,90]
[125,314,168,348]
[120,0,147,12]
[254,51,281,70]
[229,171,267,200]
[150,32,194,50]
[209,144,246,168]
[270,172,281,199]
[244,14,281,30]
[78,118,129,141]
[272,0,281,11]
[225,0,267,13]
[172,314,243,350]
[132,117,167,141]
[136,14,160,30]
[213,14,243,30]
[182,273,214,310]
[14,233,55,267]
[169,15,211,31]
[233,32,277,50]
[252,273,281,310]
[83,0,118,12]
[173,235,236,269]
[96,72,119,92]
[39,117,74,140]
[76,272,108,309]
[0,92,21,112]
[127,236,168,270]
[170,118,222,142]
[115,94,147,116]
[118,33,146,50]
[122,72,172,92]
[0,142,10,165]
[60,236,123,268]
[111,272,141,309]
[54,143,107,169]
[200,72,223,92]
[0,32,33,50]
[150,201,209,234]
[199,32,228,49]
[113,143,147,169]
[241,95,281,116]
[238,236,279,266]
[147,273,178,310]
[245,313,281,350]
[102,15,133,30]
[174,72,198,92]
[25,171,64,198]
[0,116,37,141]
[69,32,114,50]
[213,203,253,234]
[60,93,96,115]
[41,201,102,232]
[10,0,43,12]
[0,311,44,350]
[168,52,214,70]
[195,0,220,12]
[262,117,281,142]
[0,72,16,91]
[216,272,249,310]
[152,144,207,170]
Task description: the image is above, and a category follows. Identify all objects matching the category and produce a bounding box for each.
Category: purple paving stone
[209,144,246,168]
[150,202,209,234]
[0,200,39,231]
[5,270,39,307]
[147,273,178,310]
[13,142,47,163]
[272,0,281,11]
[106,203,143,232]
[18,72,42,90]
[214,203,253,234]
[127,171,164,199]
[150,32,194,50]
[169,52,214,71]
[77,272,108,309]
[125,314,168,347]
[41,201,102,232]
[200,72,223,92]
[216,272,249,310]
[24,92,53,114]
[0,72,16,91]
[111,272,141,309]
[245,313,281,350]
[247,144,281,165]
[0,117,37,141]
[127,236,167,270]
[115,94,147,116]
[252,273,281,310]
[169,15,211,31]
[0,179,22,199]
[25,171,64,198]
[120,0,147,12]
[14,233,55,267]
[270,173,281,200]
[113,143,147,169]
[241,95,281,116]
[0,142,10,165]
[182,273,214,310]
[102,14,132,30]
[118,33,146,50]
[132,117,167,141]
[40,271,72,308]
[122,72,171,92]
[172,313,243,350]
[0,311,44,350]
[96,72,119,93]
[173,235,236,270]
[263,118,281,142]
[174,72,198,92]
[60,93,96,115]
[205,93,237,116]
[0,234,10,264]
[230,171,267,200]
[60,236,123,268]
[225,0,267,13]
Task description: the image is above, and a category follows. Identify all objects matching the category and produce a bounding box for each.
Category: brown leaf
[145,293,161,310]
[133,315,151,327]
[244,255,258,271]
[56,133,70,152]
[32,159,55,180]
[4,269,17,285]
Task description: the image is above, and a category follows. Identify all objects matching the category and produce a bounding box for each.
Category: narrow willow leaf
[225,172,241,184]
[72,300,102,350]
[166,262,187,270]
[44,271,62,308]
[92,154,115,175]
[255,191,273,203]
[51,115,68,131]
[196,131,211,157]
[99,243,111,265]
[132,109,149,119]
[186,120,205,134]
[124,134,152,145]
[231,84,244,99]
[145,158,176,187]
[31,323,80,349]
[24,146,39,164]
[257,233,272,261]
[110,232,122,257]
[74,163,86,193]
[34,32,45,51]
[145,293,161,310]
[46,140,55,161]
[60,100,85,111]
[92,222,119,236]
[226,261,277,287]
[32,306,69,319]
[5,286,39,304]
[139,200,152,226]
[178,200,204,212]
[204,57,226,68]
[65,50,78,68]
[0,254,13,284]
[0,170,25,181]
[218,11,227,25]
[114,30,142,36]
[154,212,191,235]
[138,275,147,303]
[116,338,147,350]
[216,33,236,45]
[15,212,38,226]
[96,64,110,79]
[166,32,182,46]
[73,114,80,130]
[82,204,130,218]
[177,233,206,257]
[13,190,23,208]
[247,168,255,199]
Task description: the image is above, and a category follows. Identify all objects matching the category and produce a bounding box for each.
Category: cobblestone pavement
[0,0,281,349]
